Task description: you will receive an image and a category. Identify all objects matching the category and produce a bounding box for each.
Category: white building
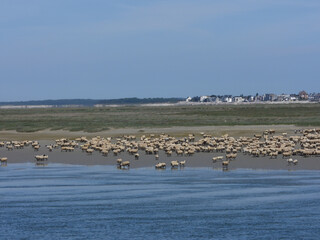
[200,96,209,102]
[233,96,244,103]
[223,97,233,103]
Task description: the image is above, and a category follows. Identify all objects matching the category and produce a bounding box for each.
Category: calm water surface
[1,163,320,240]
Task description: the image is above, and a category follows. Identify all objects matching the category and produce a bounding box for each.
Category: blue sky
[0,0,319,101]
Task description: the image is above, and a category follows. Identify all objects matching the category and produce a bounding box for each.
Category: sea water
[1,163,320,240]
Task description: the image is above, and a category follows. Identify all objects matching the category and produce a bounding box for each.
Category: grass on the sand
[0,103,319,133]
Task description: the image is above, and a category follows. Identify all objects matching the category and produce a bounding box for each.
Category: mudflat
[0,140,319,170]
[1,125,319,170]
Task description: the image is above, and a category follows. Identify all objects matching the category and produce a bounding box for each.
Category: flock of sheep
[1,128,320,169]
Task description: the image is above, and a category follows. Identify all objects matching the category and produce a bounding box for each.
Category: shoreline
[4,162,320,172]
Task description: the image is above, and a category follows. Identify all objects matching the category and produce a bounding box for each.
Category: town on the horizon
[0,90,319,109]
[186,90,320,104]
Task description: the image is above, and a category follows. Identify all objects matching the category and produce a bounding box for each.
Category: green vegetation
[0,104,319,132]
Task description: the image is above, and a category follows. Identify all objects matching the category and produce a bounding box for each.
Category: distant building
[299,91,308,100]
[222,96,233,103]
[255,95,263,101]
[248,96,255,102]
[208,96,220,103]
[186,90,318,104]
[200,96,209,102]
[277,94,290,101]
[309,93,320,102]
[264,94,277,101]
[290,96,298,101]
[233,96,244,103]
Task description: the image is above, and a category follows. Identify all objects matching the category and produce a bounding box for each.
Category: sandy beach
[1,125,319,170]
[0,140,319,170]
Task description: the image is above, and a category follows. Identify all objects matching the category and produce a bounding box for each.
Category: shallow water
[1,164,320,240]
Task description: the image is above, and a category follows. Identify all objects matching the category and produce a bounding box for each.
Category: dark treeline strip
[0,98,184,106]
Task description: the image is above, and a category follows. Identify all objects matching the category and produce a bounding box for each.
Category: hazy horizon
[0,89,315,103]
[1,1,319,101]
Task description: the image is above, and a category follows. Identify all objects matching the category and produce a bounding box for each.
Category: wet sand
[1,140,319,170]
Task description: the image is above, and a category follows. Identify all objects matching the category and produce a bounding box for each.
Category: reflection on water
[1,163,320,240]
[0,162,7,167]
[35,162,48,167]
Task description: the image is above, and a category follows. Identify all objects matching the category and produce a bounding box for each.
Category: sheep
[269,152,278,159]
[6,145,13,151]
[120,161,130,169]
[222,160,230,169]
[287,158,293,165]
[116,158,122,165]
[86,149,94,154]
[171,160,179,168]
[226,153,237,160]
[282,151,292,158]
[35,155,48,161]
[155,162,166,169]
[33,145,40,151]
[101,150,109,156]
[0,157,8,166]
[179,160,186,167]
[212,156,223,162]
